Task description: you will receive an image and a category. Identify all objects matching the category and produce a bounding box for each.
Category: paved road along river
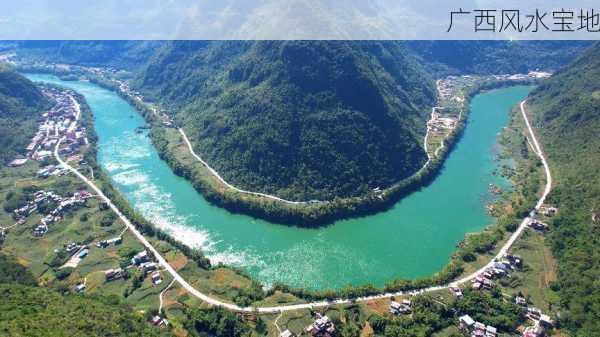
[26,73,533,290]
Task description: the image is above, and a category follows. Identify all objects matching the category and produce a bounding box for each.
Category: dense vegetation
[137,41,435,200]
[183,307,251,337]
[0,254,165,337]
[408,41,591,76]
[0,254,36,286]
[15,41,161,70]
[0,284,167,337]
[0,66,47,164]
[527,43,600,336]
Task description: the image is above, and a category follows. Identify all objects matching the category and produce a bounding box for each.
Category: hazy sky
[0,0,597,40]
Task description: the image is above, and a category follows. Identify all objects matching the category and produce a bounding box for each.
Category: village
[8,86,87,168]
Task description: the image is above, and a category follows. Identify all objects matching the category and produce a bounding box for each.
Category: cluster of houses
[13,190,61,219]
[472,253,522,291]
[435,72,551,113]
[36,164,68,178]
[305,313,335,337]
[131,250,162,285]
[527,205,558,231]
[437,77,465,104]
[32,190,92,237]
[427,108,458,134]
[9,88,87,167]
[389,299,412,315]
[104,250,163,285]
[459,315,498,337]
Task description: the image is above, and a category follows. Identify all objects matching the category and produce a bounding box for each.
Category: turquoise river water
[26,74,532,290]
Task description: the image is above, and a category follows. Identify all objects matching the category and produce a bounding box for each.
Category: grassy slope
[137,41,435,200]
[0,66,47,164]
[527,43,600,336]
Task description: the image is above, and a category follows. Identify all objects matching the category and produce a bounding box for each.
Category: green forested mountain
[15,41,161,70]
[0,66,47,164]
[408,41,591,76]
[527,43,600,336]
[137,41,435,200]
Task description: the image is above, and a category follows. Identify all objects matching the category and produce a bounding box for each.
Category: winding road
[55,99,552,313]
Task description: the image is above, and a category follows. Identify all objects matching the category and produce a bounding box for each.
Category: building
[131,250,149,265]
[74,283,86,293]
[151,315,168,327]
[9,158,28,167]
[542,206,558,216]
[592,211,600,224]
[450,286,463,297]
[539,314,554,328]
[389,299,412,315]
[105,268,124,281]
[279,329,295,337]
[305,314,335,336]
[515,296,527,306]
[96,236,122,248]
[78,249,89,259]
[459,315,496,337]
[151,271,162,285]
[141,262,158,274]
[529,220,549,231]
[505,254,523,268]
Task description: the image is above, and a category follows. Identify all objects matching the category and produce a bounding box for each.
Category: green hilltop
[136,41,435,201]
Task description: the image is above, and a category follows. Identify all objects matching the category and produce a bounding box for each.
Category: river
[25,73,532,290]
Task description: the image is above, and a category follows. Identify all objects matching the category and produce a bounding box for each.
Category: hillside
[0,66,47,164]
[0,254,165,337]
[15,41,161,70]
[526,43,600,336]
[137,41,435,200]
[408,41,591,76]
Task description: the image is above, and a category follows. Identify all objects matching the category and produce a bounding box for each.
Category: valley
[1,41,598,337]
